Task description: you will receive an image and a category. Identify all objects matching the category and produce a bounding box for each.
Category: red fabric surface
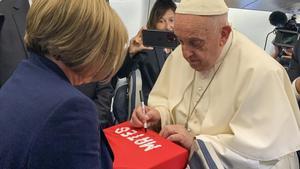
[104,122,188,169]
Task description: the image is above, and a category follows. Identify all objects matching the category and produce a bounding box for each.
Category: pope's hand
[160,125,194,150]
[130,105,161,128]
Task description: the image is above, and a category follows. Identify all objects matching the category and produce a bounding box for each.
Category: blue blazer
[0,53,113,169]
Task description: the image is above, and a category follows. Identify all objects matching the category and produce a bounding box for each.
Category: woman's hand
[128,27,153,56]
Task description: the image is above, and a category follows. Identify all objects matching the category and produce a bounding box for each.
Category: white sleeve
[188,135,260,169]
[292,77,300,100]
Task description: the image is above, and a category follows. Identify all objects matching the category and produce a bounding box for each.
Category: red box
[104,122,188,169]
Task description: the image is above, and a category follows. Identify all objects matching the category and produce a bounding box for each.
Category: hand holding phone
[128,27,153,56]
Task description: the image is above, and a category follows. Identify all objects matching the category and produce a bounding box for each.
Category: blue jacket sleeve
[27,97,112,169]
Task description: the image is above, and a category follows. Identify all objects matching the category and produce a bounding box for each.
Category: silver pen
[139,90,147,132]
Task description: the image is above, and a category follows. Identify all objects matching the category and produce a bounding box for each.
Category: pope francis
[130,0,300,168]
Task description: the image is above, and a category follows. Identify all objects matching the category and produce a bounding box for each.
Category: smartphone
[142,29,179,48]
[0,14,4,31]
[273,29,299,48]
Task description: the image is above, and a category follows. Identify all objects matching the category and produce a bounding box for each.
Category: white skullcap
[176,0,229,16]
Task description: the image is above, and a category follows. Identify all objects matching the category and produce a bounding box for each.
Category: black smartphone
[142,29,179,48]
[273,29,299,48]
[0,14,4,31]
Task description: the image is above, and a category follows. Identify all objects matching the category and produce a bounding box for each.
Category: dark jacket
[76,82,114,128]
[0,53,113,169]
[0,0,29,87]
[117,47,168,104]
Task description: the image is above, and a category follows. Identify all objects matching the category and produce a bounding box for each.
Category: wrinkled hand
[160,125,194,150]
[130,105,161,128]
[128,27,153,56]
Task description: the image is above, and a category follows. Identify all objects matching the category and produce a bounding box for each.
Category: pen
[139,90,147,132]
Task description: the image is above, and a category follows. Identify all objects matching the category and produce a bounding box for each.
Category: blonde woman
[0,0,127,168]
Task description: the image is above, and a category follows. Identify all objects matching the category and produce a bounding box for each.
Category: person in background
[272,46,294,64]
[0,0,114,128]
[117,0,177,104]
[76,82,115,128]
[292,41,300,100]
[273,42,300,116]
[0,0,30,87]
[292,40,300,159]
[0,0,127,168]
[272,45,300,82]
[130,0,300,168]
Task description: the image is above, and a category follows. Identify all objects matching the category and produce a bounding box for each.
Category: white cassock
[148,30,300,169]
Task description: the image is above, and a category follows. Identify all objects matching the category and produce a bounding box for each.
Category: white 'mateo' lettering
[114,127,162,152]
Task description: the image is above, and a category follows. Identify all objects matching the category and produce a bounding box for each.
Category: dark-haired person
[0,0,128,168]
[117,0,177,104]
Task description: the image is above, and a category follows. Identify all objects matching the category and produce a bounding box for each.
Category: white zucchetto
[176,0,229,16]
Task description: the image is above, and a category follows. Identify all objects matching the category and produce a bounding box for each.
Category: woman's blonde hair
[24,0,128,82]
